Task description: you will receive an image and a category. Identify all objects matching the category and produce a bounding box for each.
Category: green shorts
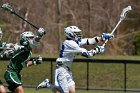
[4,69,22,92]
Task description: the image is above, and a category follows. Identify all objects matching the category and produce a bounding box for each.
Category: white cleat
[36,79,50,90]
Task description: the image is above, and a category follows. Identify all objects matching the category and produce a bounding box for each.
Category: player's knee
[69,85,75,93]
[0,89,6,93]
[69,89,75,93]
[15,90,24,93]
[0,85,6,93]
[14,86,24,93]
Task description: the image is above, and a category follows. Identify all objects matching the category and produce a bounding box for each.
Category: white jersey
[57,38,98,68]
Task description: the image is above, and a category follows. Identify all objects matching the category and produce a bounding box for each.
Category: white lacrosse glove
[4,50,14,58]
[37,28,46,38]
[0,49,14,58]
[14,44,24,51]
[101,33,114,41]
[0,43,14,58]
[56,58,63,65]
[33,55,43,65]
[94,45,105,54]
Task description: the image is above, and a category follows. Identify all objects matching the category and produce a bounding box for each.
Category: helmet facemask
[74,32,82,41]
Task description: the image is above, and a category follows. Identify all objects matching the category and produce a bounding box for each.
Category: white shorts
[55,66,75,93]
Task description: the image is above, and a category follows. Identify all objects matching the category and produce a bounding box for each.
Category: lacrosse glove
[5,50,14,58]
[94,45,105,54]
[101,33,113,41]
[14,44,24,51]
[37,28,46,38]
[33,55,43,65]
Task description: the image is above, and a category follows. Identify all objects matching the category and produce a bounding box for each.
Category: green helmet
[19,31,34,47]
[20,38,30,46]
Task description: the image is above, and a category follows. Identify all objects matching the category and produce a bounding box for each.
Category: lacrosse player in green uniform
[0,28,14,93]
[0,28,6,93]
[4,28,45,93]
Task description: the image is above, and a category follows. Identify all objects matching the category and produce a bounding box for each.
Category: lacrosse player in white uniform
[36,26,113,93]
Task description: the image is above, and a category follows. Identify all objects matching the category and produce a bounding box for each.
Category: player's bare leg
[14,86,24,93]
[69,84,75,93]
[0,84,6,93]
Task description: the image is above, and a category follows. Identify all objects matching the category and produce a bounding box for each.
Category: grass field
[1,55,140,93]
[14,88,132,93]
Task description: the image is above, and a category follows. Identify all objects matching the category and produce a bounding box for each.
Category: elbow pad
[87,37,99,45]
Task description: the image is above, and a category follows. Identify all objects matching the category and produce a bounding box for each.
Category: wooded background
[0,0,140,55]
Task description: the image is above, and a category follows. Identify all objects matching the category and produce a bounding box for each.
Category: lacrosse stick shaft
[102,19,122,47]
[1,3,39,30]
[110,19,122,35]
[13,12,39,30]
[0,47,13,50]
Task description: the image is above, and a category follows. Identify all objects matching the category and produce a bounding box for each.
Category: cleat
[36,79,50,90]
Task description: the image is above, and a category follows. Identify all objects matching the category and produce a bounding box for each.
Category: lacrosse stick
[0,47,13,50]
[102,6,132,47]
[1,3,39,30]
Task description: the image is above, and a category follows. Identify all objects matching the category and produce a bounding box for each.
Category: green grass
[6,88,131,93]
[1,55,140,93]
[76,55,140,60]
[34,54,140,60]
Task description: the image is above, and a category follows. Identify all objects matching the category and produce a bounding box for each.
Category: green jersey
[0,41,7,85]
[8,47,32,73]
[0,40,6,52]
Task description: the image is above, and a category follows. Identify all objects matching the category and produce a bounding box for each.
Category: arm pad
[86,37,99,45]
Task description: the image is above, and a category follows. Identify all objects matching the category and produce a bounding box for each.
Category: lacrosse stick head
[120,6,132,20]
[1,3,15,13]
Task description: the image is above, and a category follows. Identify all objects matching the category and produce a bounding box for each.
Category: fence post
[87,61,89,90]
[124,62,127,92]
[50,61,53,83]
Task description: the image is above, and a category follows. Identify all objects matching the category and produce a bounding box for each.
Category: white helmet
[20,31,34,39]
[64,26,82,41]
[20,31,35,47]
